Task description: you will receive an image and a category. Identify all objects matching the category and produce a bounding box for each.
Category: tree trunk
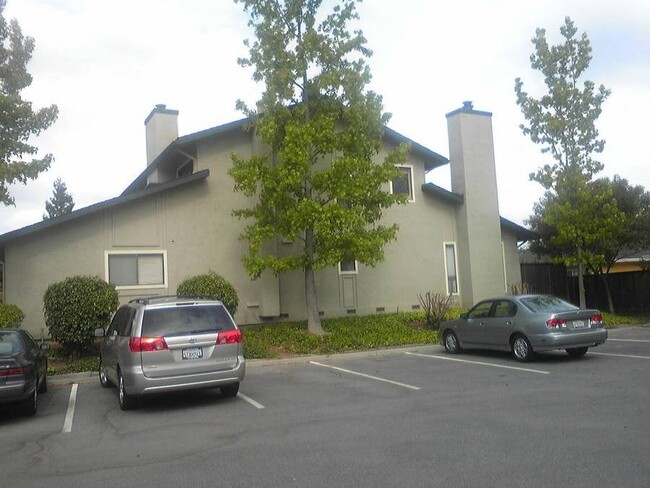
[304,228,324,335]
[599,272,615,314]
[577,247,586,308]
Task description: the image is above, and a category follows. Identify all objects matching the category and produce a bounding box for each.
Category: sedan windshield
[520,296,578,313]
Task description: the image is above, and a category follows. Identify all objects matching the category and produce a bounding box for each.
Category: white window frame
[338,259,358,275]
[443,242,460,296]
[502,241,508,293]
[104,250,168,290]
[0,261,4,303]
[389,165,415,202]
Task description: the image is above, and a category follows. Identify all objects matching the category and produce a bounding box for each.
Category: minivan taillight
[546,318,567,329]
[216,330,242,345]
[129,337,169,352]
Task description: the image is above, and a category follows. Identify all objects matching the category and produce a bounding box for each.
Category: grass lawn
[46,310,647,375]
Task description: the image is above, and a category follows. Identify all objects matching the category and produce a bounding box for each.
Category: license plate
[572,320,587,329]
[182,347,203,360]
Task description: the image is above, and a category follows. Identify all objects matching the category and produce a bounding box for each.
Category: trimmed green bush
[177,272,239,315]
[0,303,25,328]
[43,275,119,355]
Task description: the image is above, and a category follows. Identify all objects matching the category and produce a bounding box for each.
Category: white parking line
[591,352,650,360]
[405,352,551,375]
[61,383,78,433]
[608,339,650,343]
[238,392,265,409]
[309,361,421,390]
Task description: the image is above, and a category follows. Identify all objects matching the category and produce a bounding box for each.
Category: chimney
[446,102,505,305]
[144,104,179,165]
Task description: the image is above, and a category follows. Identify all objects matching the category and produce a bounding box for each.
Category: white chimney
[144,104,179,166]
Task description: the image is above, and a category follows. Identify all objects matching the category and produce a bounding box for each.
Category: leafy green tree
[43,177,75,220]
[516,17,610,307]
[230,0,408,334]
[0,0,58,206]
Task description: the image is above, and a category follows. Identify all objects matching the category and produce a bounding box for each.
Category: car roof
[127,295,225,308]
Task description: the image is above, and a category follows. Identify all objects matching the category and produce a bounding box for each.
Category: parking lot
[1,326,649,488]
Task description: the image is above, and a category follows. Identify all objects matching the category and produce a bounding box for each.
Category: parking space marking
[61,383,78,434]
[591,352,650,360]
[608,339,650,343]
[405,352,551,374]
[309,361,421,390]
[238,392,265,409]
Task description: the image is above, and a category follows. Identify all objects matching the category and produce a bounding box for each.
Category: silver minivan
[97,296,245,410]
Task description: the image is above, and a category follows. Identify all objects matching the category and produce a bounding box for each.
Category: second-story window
[390,165,414,202]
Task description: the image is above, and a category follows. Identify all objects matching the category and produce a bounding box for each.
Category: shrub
[417,292,454,330]
[177,272,239,315]
[0,303,25,328]
[43,275,119,356]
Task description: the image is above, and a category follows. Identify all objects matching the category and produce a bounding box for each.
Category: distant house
[0,102,535,336]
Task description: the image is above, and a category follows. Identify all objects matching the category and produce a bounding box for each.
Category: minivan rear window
[142,305,236,337]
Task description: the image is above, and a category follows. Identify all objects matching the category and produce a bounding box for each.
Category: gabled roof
[0,170,210,245]
[122,118,449,196]
[500,217,538,242]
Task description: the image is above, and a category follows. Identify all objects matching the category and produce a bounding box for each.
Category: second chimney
[144,104,179,166]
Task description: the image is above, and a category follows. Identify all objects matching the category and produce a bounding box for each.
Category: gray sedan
[439,295,608,362]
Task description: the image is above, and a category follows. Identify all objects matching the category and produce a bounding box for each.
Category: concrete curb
[47,344,434,386]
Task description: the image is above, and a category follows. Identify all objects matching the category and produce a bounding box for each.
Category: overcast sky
[1,0,648,234]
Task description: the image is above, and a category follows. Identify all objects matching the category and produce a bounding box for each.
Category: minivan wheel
[512,335,533,362]
[221,383,240,398]
[118,371,137,410]
[99,358,112,388]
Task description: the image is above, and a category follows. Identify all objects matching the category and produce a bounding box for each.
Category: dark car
[439,295,608,362]
[0,329,49,416]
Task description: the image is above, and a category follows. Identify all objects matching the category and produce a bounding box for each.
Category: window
[444,243,459,295]
[492,300,517,318]
[468,301,492,319]
[105,251,167,289]
[177,160,193,178]
[390,165,414,202]
[338,259,358,274]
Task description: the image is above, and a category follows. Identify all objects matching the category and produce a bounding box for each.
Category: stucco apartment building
[0,102,534,337]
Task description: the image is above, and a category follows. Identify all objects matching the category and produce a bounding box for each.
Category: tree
[0,0,58,206]
[231,0,408,334]
[516,17,611,307]
[43,177,74,220]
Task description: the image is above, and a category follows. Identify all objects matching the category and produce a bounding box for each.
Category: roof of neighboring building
[500,217,538,242]
[0,170,210,245]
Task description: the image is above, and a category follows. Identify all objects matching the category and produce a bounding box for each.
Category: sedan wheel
[118,371,137,411]
[566,346,589,357]
[99,358,112,388]
[23,388,38,416]
[443,331,461,354]
[512,335,533,362]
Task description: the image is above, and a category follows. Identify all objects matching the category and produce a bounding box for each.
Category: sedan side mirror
[460,312,469,320]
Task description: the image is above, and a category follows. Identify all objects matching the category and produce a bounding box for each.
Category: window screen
[445,243,458,294]
[108,253,164,287]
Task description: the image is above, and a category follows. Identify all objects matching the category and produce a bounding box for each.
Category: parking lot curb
[47,344,432,386]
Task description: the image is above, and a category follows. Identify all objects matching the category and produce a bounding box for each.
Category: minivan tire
[221,383,240,398]
[118,371,138,410]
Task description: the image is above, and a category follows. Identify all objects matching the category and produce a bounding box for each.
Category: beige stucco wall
[4,122,526,336]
